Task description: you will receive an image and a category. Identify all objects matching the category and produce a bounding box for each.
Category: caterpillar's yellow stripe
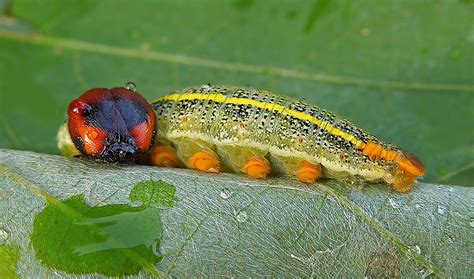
[156,93,365,149]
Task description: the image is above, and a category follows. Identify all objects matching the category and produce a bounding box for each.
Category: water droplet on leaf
[220,188,232,199]
[410,245,421,255]
[125,81,137,92]
[0,226,10,243]
[389,197,399,209]
[419,268,433,278]
[236,211,248,223]
[437,205,446,215]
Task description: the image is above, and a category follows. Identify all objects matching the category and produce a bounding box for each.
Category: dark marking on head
[67,87,156,163]
[72,136,87,155]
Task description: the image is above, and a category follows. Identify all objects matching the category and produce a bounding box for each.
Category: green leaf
[0,243,20,279]
[30,195,163,276]
[1,149,472,277]
[0,1,473,186]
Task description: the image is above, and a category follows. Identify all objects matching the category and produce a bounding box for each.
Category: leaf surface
[0,149,472,278]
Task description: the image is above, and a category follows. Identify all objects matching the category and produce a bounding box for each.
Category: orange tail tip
[362,141,425,177]
[395,151,425,177]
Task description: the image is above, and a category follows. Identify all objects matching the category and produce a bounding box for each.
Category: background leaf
[0,0,473,185]
[1,149,473,277]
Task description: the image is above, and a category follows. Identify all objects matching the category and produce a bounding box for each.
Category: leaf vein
[0,30,472,93]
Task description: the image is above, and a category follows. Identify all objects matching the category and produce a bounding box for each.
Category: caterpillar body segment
[151,85,425,192]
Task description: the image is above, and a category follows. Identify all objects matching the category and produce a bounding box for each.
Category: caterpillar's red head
[67,87,156,163]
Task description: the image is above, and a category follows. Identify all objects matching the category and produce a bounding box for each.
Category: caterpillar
[58,84,425,192]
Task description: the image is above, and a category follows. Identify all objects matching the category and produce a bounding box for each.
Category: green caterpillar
[58,84,425,192]
[150,85,424,192]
